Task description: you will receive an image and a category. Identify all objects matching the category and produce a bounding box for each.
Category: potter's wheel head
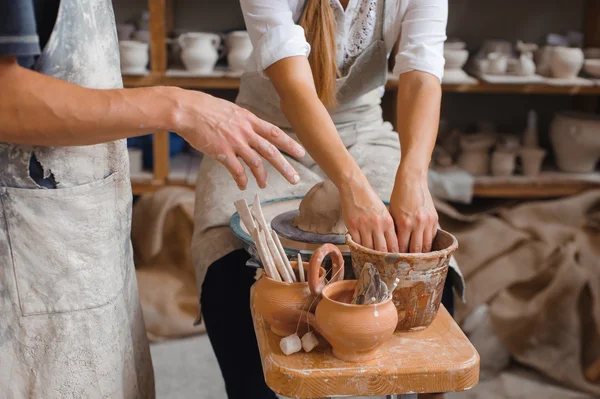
[270,210,346,245]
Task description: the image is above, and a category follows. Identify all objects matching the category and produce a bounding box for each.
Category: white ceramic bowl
[444,49,469,69]
[584,59,600,77]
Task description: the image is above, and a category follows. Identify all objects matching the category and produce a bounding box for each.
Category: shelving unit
[129,0,600,197]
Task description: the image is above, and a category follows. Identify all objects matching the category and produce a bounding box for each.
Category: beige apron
[0,1,154,397]
[192,0,464,322]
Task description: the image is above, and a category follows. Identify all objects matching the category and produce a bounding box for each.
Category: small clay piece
[301,332,319,353]
[550,46,584,78]
[519,148,546,177]
[307,243,345,297]
[293,181,346,235]
[550,112,600,172]
[272,230,296,282]
[297,253,305,282]
[491,150,517,177]
[280,334,302,356]
[352,263,384,305]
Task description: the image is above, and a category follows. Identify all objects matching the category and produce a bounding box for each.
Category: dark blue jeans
[201,249,455,399]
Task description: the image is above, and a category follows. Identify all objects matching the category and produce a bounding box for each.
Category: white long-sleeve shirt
[239,0,447,81]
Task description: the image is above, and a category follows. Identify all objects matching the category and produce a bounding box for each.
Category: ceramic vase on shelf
[550,112,600,173]
[550,47,584,78]
[519,148,546,177]
[226,31,253,73]
[179,32,221,74]
[119,40,149,74]
[491,150,517,177]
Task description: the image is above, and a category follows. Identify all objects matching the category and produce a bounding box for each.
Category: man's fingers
[236,146,267,189]
[359,228,374,250]
[409,225,424,253]
[252,117,305,159]
[215,152,248,190]
[385,229,399,253]
[251,135,300,185]
[423,224,434,253]
[374,232,387,252]
[349,228,361,246]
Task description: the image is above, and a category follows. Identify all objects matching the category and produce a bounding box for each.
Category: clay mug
[252,260,327,337]
[119,40,149,74]
[491,150,517,177]
[304,244,397,362]
[346,231,458,332]
[226,31,253,73]
[519,148,546,177]
[550,47,584,79]
[179,32,221,73]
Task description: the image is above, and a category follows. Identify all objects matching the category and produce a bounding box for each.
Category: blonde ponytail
[300,0,339,109]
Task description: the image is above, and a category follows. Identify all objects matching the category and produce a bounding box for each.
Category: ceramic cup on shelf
[550,47,584,79]
[226,31,253,73]
[519,148,546,177]
[119,40,149,74]
[179,32,221,74]
[491,150,517,177]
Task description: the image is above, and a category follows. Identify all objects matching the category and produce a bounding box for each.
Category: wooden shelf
[124,74,600,95]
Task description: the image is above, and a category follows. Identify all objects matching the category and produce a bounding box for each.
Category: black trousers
[201,249,455,399]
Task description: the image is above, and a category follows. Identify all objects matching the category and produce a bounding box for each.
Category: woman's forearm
[265,57,367,189]
[396,71,441,176]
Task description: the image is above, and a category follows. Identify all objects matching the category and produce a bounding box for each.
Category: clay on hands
[293,180,347,235]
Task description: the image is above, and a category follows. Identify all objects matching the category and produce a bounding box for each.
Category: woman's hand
[389,164,438,253]
[339,173,399,253]
[170,88,305,190]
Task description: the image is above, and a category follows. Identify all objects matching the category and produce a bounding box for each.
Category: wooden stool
[251,289,480,399]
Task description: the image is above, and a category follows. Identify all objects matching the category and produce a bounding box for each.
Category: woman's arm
[0,57,304,190]
[390,71,440,253]
[266,57,399,252]
[390,0,447,252]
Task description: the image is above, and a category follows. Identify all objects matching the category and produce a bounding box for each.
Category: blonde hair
[300,0,339,109]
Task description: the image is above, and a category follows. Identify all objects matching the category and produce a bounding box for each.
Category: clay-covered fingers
[215,152,248,190]
[250,135,300,186]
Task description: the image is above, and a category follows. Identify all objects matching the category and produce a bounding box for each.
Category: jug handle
[308,244,344,297]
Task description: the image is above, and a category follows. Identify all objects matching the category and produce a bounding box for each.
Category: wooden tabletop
[251,289,480,398]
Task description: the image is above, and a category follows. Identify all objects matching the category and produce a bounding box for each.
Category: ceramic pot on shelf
[491,150,517,177]
[519,148,546,177]
[457,133,496,176]
[179,32,221,73]
[119,40,149,74]
[226,31,253,73]
[444,49,469,69]
[550,112,600,173]
[550,47,584,79]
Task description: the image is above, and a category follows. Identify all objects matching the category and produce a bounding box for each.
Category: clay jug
[179,32,220,73]
[226,31,253,73]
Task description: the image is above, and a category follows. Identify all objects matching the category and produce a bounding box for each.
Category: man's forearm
[396,71,441,176]
[266,57,366,188]
[0,57,177,146]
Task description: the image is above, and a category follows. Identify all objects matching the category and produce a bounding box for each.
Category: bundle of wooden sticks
[234,195,305,283]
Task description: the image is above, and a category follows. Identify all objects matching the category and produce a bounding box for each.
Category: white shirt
[239,0,447,81]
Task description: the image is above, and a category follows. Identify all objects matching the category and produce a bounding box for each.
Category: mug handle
[308,244,344,297]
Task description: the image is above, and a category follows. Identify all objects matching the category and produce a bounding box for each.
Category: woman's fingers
[251,116,305,159]
[236,146,267,189]
[250,135,300,186]
[215,151,248,190]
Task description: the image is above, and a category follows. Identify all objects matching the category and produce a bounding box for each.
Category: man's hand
[170,88,305,190]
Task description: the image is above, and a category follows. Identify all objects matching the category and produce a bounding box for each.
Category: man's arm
[0,57,304,189]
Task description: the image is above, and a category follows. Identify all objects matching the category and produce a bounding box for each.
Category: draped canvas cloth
[436,190,600,396]
[131,187,204,341]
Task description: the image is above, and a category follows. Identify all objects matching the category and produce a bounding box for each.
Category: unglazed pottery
[226,31,253,73]
[479,40,512,58]
[179,32,221,73]
[491,150,516,177]
[519,148,546,176]
[550,112,600,173]
[458,133,496,176]
[487,52,508,75]
[516,54,536,76]
[307,243,345,296]
[444,49,469,69]
[583,59,600,78]
[119,40,149,74]
[346,231,458,332]
[253,261,325,337]
[304,280,397,362]
[550,47,584,79]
